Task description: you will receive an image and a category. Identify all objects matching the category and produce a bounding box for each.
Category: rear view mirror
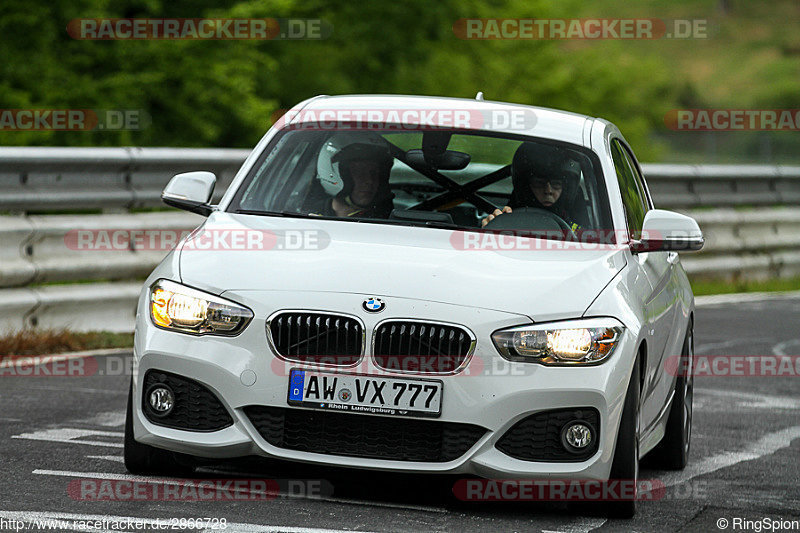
[162,171,217,216]
[631,209,704,253]
[406,149,471,170]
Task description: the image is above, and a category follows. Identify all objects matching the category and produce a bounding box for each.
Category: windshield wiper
[234,209,311,219]
[235,209,368,224]
[422,220,463,230]
[235,207,466,231]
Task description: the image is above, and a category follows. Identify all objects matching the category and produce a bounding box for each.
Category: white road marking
[695,290,800,307]
[660,425,800,487]
[697,387,800,410]
[694,338,771,355]
[35,469,205,482]
[772,339,800,356]
[0,511,376,533]
[33,469,448,514]
[75,411,126,427]
[542,518,607,533]
[12,428,123,448]
[86,455,125,463]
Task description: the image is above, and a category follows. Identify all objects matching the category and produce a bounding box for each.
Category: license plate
[287,369,442,418]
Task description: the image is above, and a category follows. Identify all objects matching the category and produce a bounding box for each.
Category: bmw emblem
[362,297,385,313]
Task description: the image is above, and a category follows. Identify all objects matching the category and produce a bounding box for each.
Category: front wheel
[605,356,641,518]
[652,321,693,470]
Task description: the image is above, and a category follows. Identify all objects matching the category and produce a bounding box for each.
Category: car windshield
[229,127,613,242]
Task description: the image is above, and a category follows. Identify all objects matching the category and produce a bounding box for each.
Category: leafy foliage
[1,0,796,162]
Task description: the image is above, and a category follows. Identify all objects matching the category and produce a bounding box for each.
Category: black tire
[124,379,194,476]
[604,356,641,519]
[651,321,694,470]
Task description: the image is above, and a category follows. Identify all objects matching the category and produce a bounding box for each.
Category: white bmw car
[126,94,703,517]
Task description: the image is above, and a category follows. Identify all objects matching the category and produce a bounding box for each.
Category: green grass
[572,0,800,106]
[691,275,800,296]
[570,0,800,163]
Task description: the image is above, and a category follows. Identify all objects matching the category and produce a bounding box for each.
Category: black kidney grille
[244,406,486,462]
[373,321,473,373]
[142,370,233,432]
[269,312,363,365]
[495,408,600,462]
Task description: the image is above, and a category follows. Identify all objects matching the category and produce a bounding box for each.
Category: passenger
[312,142,395,218]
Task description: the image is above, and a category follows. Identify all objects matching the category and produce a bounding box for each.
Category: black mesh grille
[142,370,233,432]
[495,408,600,462]
[244,406,486,462]
[373,321,472,373]
[269,312,363,365]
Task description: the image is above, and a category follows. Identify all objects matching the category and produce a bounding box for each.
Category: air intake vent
[245,406,486,462]
[268,312,363,366]
[373,321,474,373]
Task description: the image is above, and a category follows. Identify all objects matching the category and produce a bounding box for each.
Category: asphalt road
[1,293,799,532]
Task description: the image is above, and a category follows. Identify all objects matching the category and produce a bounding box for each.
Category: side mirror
[162,171,217,216]
[630,209,704,253]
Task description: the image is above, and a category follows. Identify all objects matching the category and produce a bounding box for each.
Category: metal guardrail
[0,147,249,212]
[681,208,800,281]
[643,163,800,208]
[1,147,798,333]
[0,212,202,287]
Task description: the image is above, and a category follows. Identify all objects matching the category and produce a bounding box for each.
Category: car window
[230,128,613,241]
[619,142,652,210]
[611,139,649,241]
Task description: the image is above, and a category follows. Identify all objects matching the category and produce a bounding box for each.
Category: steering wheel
[482,206,576,239]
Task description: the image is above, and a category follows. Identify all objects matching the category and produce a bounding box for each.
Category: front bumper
[132,289,636,480]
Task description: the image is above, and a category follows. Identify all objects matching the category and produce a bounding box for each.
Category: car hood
[177,212,627,322]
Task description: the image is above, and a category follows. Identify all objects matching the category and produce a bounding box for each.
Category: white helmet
[316,133,392,197]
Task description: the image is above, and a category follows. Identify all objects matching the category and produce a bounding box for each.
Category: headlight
[491,318,624,365]
[149,279,253,336]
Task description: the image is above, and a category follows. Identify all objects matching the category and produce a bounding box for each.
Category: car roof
[294,94,599,147]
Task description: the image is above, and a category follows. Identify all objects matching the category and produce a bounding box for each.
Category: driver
[312,142,395,218]
[481,142,583,231]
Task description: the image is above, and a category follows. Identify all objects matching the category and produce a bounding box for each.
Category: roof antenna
[475,91,484,101]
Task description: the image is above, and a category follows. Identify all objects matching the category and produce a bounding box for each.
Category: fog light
[147,385,175,416]
[561,421,594,452]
